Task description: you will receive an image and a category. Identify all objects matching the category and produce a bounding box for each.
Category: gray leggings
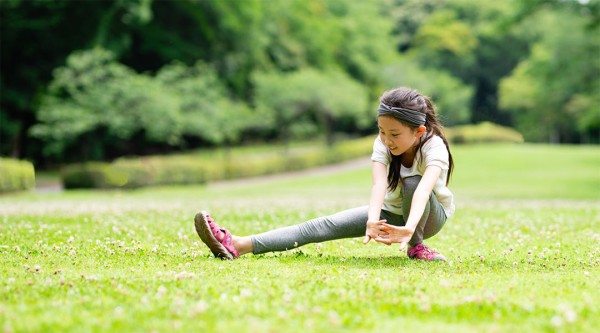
[251,176,447,255]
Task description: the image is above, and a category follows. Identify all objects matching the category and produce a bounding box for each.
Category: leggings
[251,176,447,255]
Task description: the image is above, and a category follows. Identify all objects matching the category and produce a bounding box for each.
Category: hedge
[61,136,375,189]
[62,158,208,189]
[445,122,524,144]
[0,158,35,193]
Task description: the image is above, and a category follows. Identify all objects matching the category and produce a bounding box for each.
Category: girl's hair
[380,87,454,192]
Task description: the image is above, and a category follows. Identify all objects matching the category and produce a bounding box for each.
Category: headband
[377,102,426,127]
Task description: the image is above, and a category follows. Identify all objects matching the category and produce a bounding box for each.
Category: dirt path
[209,156,371,188]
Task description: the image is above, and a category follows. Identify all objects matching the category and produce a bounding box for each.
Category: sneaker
[194,211,240,260]
[407,243,447,261]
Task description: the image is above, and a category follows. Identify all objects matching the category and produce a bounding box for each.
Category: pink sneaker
[407,243,447,261]
[194,211,240,260]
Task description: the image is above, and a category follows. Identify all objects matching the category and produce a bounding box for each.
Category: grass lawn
[1,143,599,333]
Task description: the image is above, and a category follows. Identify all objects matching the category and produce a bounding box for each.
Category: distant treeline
[1,0,598,165]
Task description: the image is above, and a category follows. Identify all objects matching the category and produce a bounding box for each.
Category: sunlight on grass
[1,144,598,332]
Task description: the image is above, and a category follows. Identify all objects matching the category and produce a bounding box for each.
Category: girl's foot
[407,243,447,261]
[194,211,240,260]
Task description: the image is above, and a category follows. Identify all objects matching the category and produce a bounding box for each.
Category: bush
[0,158,35,193]
[62,158,207,189]
[59,136,377,189]
[62,162,128,189]
[446,122,524,144]
[113,157,207,188]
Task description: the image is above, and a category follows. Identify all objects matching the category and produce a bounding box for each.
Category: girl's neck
[400,141,420,168]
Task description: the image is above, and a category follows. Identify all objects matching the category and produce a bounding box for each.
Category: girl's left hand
[374,223,415,250]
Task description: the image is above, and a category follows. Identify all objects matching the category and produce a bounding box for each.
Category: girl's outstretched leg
[250,206,370,254]
[195,207,404,259]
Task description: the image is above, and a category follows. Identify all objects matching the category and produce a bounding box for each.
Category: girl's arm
[375,165,442,249]
[363,161,389,244]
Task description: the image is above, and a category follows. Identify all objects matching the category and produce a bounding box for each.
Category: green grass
[1,144,599,333]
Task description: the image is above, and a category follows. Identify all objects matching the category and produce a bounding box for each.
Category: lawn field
[1,144,599,333]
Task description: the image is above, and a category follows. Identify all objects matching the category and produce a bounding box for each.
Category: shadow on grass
[249,251,424,269]
[237,251,567,273]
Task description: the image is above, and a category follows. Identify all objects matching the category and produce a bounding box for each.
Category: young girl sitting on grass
[194,86,454,261]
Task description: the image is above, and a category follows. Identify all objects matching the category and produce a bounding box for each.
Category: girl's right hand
[363,219,388,244]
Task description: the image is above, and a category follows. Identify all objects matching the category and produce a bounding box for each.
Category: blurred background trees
[1,0,598,166]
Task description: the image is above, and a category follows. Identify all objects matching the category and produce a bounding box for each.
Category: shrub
[0,158,35,192]
[62,158,208,189]
[59,135,377,189]
[62,162,127,189]
[446,122,524,144]
[112,157,207,188]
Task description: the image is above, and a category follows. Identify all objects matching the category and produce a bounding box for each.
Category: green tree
[385,0,529,125]
[32,49,258,161]
[156,61,254,146]
[253,69,369,146]
[30,48,182,161]
[499,6,600,142]
[1,0,155,161]
[380,57,473,126]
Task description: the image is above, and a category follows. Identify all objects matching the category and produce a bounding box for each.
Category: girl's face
[377,116,425,156]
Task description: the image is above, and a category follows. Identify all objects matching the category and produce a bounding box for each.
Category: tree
[0,0,156,161]
[31,48,259,162]
[156,61,254,146]
[30,48,182,161]
[385,0,529,125]
[253,69,369,145]
[379,57,473,126]
[499,6,600,142]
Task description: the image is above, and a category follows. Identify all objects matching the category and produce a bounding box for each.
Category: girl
[194,87,454,261]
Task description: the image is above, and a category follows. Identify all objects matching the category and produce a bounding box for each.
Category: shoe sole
[194,211,234,260]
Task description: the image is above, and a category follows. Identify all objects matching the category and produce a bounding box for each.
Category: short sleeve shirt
[371,134,455,218]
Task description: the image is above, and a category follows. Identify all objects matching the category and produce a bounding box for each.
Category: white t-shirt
[371,134,455,218]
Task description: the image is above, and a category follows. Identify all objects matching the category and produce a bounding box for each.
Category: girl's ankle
[232,236,253,256]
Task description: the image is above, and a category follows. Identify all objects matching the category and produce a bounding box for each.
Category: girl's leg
[249,206,402,255]
[401,176,447,246]
[250,206,367,255]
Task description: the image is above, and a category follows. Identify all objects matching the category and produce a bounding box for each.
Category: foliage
[385,0,525,126]
[445,122,524,144]
[1,145,599,332]
[499,6,600,143]
[61,162,128,189]
[253,69,370,144]
[2,0,599,166]
[0,157,35,192]
[0,0,157,160]
[62,157,208,190]
[31,49,257,161]
[30,48,183,160]
[379,58,473,126]
[60,135,375,189]
[156,61,255,146]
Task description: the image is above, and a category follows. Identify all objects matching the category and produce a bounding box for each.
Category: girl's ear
[416,125,427,138]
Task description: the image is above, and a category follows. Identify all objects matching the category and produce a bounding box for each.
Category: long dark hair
[380,87,454,192]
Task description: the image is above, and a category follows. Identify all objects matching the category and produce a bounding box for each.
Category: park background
[0,0,599,332]
[1,0,599,177]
